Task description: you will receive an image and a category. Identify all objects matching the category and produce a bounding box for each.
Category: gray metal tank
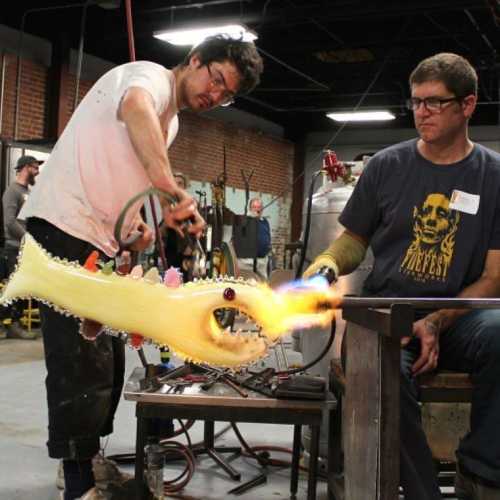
[298,175,373,462]
[307,176,373,288]
[298,176,374,370]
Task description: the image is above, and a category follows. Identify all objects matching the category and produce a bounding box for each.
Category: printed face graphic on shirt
[400,193,460,282]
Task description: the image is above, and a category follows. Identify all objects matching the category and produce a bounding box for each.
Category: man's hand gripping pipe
[114,187,203,256]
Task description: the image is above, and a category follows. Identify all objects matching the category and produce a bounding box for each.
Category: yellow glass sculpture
[1,234,336,367]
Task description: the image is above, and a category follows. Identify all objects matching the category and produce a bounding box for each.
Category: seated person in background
[0,155,42,340]
[250,197,271,259]
[238,197,271,280]
[304,53,500,500]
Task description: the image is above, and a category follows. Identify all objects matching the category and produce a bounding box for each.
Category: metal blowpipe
[337,296,500,309]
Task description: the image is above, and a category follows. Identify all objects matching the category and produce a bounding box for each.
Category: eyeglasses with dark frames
[206,64,236,106]
[406,96,464,113]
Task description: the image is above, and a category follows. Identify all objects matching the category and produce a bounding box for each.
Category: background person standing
[0,154,41,340]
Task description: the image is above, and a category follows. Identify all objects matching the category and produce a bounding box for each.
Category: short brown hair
[182,34,263,95]
[409,53,477,97]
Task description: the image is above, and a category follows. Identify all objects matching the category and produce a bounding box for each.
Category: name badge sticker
[449,189,480,215]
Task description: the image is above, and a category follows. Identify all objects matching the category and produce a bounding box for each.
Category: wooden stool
[328,364,473,499]
[418,371,473,403]
[418,372,473,497]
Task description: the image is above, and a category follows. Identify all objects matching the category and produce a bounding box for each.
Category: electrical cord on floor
[172,419,193,449]
[109,420,233,465]
[230,422,308,471]
[167,419,195,441]
[161,441,196,494]
[231,421,267,466]
[107,420,233,492]
[108,417,312,495]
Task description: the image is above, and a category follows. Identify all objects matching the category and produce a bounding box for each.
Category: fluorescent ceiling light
[327,111,396,122]
[154,24,257,46]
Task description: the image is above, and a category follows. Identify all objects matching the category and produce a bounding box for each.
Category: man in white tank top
[21,35,263,500]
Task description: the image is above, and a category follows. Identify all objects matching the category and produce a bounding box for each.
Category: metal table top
[124,367,336,411]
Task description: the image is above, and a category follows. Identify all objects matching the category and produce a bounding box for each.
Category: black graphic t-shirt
[339,139,500,298]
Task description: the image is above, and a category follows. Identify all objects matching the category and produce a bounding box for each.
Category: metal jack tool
[192,421,242,481]
[201,368,249,398]
[227,470,267,495]
[220,374,248,398]
[240,367,275,397]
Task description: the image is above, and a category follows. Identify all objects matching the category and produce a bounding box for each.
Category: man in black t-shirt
[305,53,500,500]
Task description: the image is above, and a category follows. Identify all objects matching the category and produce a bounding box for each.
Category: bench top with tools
[124,366,335,411]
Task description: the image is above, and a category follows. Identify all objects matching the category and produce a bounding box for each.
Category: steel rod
[338,297,500,309]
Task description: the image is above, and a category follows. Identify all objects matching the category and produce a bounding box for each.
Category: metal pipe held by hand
[337,296,500,310]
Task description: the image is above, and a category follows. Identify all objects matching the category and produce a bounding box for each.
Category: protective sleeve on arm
[303,231,367,279]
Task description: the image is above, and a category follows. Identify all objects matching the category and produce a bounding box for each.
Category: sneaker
[57,455,132,492]
[455,463,500,500]
[6,321,37,340]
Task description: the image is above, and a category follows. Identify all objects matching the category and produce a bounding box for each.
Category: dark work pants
[401,309,500,500]
[0,245,25,321]
[27,218,125,460]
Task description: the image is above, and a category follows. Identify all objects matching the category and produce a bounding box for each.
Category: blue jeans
[401,309,500,500]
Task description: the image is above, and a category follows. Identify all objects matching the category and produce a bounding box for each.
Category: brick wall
[0,54,295,266]
[171,111,293,193]
[64,74,93,124]
[1,54,48,139]
[170,111,294,264]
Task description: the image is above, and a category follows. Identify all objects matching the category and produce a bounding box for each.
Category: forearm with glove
[303,230,368,283]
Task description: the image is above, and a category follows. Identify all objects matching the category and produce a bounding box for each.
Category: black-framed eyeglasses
[206,64,236,106]
[406,96,464,113]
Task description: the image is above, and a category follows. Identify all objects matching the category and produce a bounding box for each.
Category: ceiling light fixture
[154,24,257,46]
[327,111,396,122]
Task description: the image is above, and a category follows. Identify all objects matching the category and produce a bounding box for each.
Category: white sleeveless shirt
[20,61,179,256]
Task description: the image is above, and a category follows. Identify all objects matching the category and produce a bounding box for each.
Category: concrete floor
[0,336,460,500]
[0,337,329,500]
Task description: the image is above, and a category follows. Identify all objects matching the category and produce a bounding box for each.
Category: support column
[47,32,71,139]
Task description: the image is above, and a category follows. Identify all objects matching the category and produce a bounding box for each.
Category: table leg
[307,424,320,500]
[328,398,343,500]
[290,424,301,498]
[135,410,149,500]
[204,420,216,448]
[193,420,241,480]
